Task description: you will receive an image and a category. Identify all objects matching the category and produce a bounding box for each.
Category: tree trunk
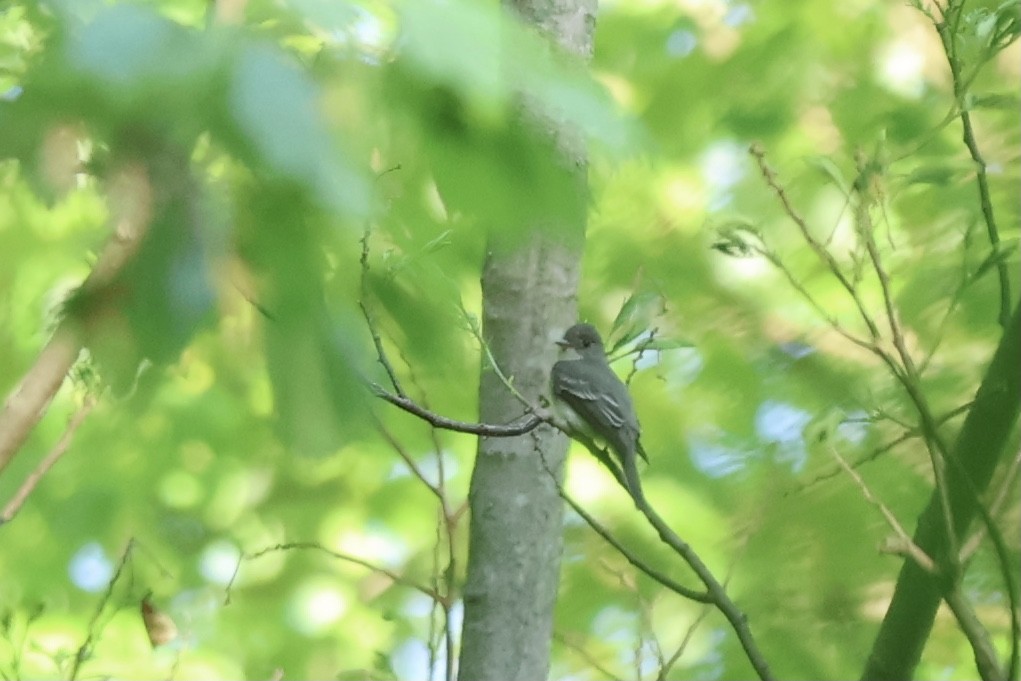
[456,0,595,679]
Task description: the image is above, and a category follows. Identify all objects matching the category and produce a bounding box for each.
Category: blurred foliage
[0,0,1018,679]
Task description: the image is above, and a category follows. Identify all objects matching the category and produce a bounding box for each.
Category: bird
[550,323,647,501]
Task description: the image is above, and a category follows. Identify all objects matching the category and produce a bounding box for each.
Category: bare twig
[373,415,448,503]
[368,382,542,436]
[931,4,1011,329]
[634,495,774,680]
[568,496,709,603]
[621,326,660,385]
[359,303,405,396]
[537,442,708,604]
[358,220,405,396]
[70,539,137,681]
[1,396,96,524]
[458,304,537,413]
[224,541,444,605]
[359,225,542,439]
[0,330,82,477]
[750,144,884,342]
[751,242,881,357]
[790,402,971,494]
[658,546,744,681]
[553,631,621,681]
[0,162,154,476]
[944,586,1006,681]
[961,447,1021,561]
[539,441,772,679]
[852,170,960,567]
[829,445,936,572]
[658,601,715,681]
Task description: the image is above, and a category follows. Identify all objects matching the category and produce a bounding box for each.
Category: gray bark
[456,0,595,679]
[458,237,581,681]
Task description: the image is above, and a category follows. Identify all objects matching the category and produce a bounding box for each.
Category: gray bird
[551,323,647,500]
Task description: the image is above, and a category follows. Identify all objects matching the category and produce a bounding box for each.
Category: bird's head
[556,323,605,355]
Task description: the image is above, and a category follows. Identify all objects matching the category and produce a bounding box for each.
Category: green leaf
[59,4,221,128]
[900,163,972,187]
[228,44,371,218]
[970,92,1021,110]
[806,155,852,196]
[970,236,1021,285]
[608,290,663,351]
[398,0,637,154]
[642,336,696,351]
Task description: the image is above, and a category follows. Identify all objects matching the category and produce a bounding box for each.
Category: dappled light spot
[564,455,616,502]
[199,540,242,586]
[778,341,815,360]
[876,39,927,99]
[69,542,113,592]
[701,140,747,211]
[689,438,747,478]
[287,580,349,636]
[666,29,698,58]
[755,400,811,473]
[392,637,446,680]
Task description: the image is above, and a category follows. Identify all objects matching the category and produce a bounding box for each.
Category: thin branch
[552,632,621,681]
[634,488,774,680]
[359,303,405,396]
[961,447,1021,560]
[752,242,882,356]
[569,494,709,603]
[657,541,745,681]
[945,445,1021,681]
[944,587,1006,681]
[537,445,708,602]
[829,445,936,573]
[369,382,542,436]
[224,541,444,605]
[1,161,152,476]
[371,415,444,502]
[750,144,884,342]
[538,413,771,677]
[658,601,715,681]
[932,6,1011,329]
[791,402,971,494]
[852,171,960,567]
[918,218,979,375]
[359,227,542,439]
[359,221,406,395]
[70,539,136,681]
[458,304,537,413]
[1,396,96,524]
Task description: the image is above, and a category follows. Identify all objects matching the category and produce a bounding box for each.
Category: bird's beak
[555,337,570,348]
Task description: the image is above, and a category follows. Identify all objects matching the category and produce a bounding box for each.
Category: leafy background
[0,0,1017,679]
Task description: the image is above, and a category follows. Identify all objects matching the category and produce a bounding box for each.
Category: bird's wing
[551,363,630,431]
[552,360,648,465]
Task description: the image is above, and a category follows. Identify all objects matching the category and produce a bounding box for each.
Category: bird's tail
[622,449,646,506]
[636,440,649,463]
